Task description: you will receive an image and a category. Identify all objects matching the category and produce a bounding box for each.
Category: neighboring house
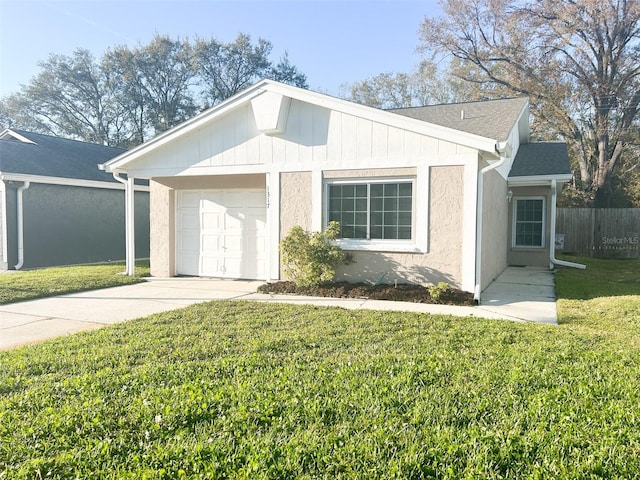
[102,79,577,301]
[0,128,150,271]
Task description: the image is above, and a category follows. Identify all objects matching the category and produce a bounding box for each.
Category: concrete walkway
[0,267,557,350]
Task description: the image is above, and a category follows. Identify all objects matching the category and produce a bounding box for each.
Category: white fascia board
[103,79,504,173]
[0,173,150,192]
[508,174,572,187]
[0,128,37,144]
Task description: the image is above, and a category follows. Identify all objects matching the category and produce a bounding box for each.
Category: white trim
[0,173,150,192]
[461,162,479,293]
[102,80,506,173]
[14,181,30,269]
[0,128,36,144]
[0,180,7,265]
[512,196,546,249]
[267,171,280,281]
[508,174,572,186]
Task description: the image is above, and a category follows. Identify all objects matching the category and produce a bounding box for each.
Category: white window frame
[324,177,419,252]
[512,196,546,248]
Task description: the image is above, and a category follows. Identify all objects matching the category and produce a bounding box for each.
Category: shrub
[427,281,450,301]
[280,221,345,287]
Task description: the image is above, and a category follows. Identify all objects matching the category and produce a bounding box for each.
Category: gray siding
[0,185,5,270]
[16,183,149,269]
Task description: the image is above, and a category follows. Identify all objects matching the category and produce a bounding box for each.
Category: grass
[1,258,639,478]
[0,261,150,305]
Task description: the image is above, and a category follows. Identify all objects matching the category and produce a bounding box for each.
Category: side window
[514,198,545,247]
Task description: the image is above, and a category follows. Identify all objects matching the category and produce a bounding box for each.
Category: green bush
[280,221,345,287]
[427,281,450,301]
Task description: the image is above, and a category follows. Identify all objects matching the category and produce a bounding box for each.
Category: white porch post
[125,176,136,276]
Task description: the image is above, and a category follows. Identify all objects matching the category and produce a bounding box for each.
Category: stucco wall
[280,171,313,236]
[18,183,149,270]
[480,169,509,289]
[507,185,552,267]
[150,180,175,277]
[334,165,464,287]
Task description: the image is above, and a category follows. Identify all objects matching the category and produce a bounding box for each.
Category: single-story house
[0,128,150,270]
[101,79,580,302]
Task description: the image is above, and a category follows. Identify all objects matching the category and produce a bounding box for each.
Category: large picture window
[327,180,413,241]
[514,197,545,247]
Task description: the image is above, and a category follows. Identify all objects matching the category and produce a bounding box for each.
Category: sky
[0,0,442,98]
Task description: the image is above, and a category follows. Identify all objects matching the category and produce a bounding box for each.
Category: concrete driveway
[1,269,558,351]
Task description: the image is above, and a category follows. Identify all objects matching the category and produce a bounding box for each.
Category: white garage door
[176,189,267,279]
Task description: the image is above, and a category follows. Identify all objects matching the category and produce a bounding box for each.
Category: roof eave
[508,174,572,187]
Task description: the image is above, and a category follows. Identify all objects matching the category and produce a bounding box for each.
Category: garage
[176,189,267,279]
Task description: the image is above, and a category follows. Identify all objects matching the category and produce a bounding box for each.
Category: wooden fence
[556,208,640,258]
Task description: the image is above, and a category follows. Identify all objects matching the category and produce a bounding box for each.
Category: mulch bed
[257,281,474,306]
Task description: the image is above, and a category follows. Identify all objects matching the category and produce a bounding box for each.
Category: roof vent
[460,110,465,120]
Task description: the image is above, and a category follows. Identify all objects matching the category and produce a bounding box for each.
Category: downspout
[474,142,509,304]
[112,172,136,276]
[549,179,586,270]
[14,181,30,270]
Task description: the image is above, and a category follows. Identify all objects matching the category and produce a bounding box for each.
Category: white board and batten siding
[125,99,478,179]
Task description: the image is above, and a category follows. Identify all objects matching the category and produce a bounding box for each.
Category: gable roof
[509,142,571,179]
[0,129,125,183]
[388,97,529,143]
[103,80,526,172]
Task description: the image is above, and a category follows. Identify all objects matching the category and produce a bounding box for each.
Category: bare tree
[1,49,117,145]
[194,34,307,108]
[343,61,459,109]
[1,33,308,147]
[421,0,640,206]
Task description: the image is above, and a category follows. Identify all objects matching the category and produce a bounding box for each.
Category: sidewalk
[1,268,557,350]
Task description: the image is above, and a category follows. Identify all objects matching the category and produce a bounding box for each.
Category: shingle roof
[388,97,528,142]
[509,142,571,178]
[0,129,125,183]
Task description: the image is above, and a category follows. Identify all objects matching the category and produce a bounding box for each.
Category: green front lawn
[0,261,150,305]
[1,258,639,478]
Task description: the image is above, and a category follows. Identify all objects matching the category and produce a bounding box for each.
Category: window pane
[370,225,382,239]
[371,197,383,211]
[355,212,367,225]
[384,183,398,196]
[398,227,411,239]
[370,184,383,197]
[384,226,397,239]
[399,183,412,196]
[370,211,383,226]
[398,212,412,226]
[399,197,412,211]
[384,211,398,226]
[342,225,355,238]
[354,226,367,239]
[383,197,397,211]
